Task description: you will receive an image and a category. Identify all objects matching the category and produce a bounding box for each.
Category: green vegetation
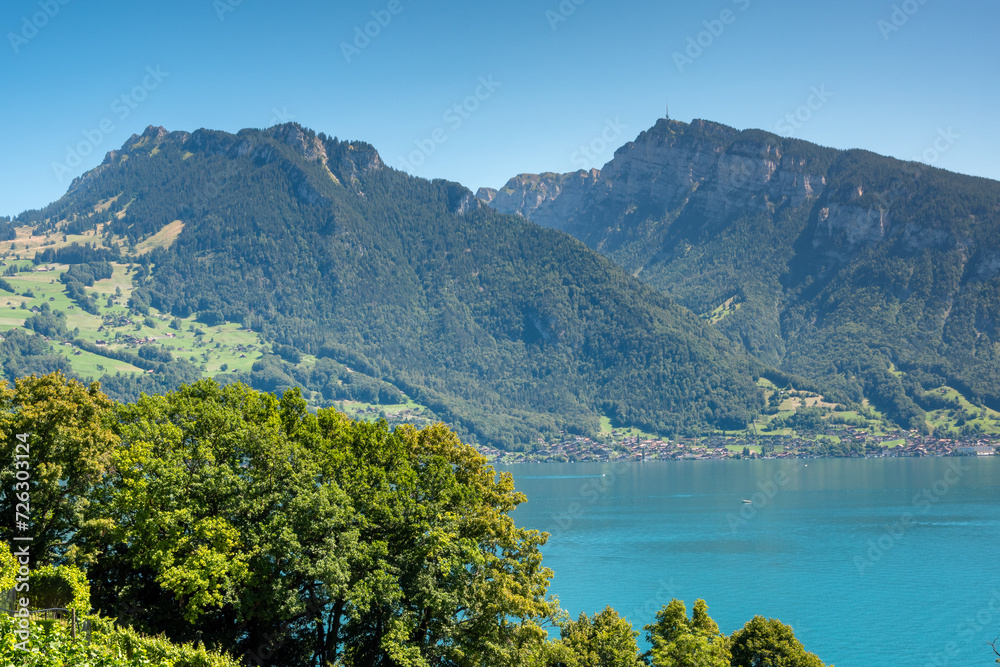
[554,607,643,666]
[488,117,1000,437]
[9,124,764,449]
[730,616,827,667]
[0,612,240,667]
[0,372,829,666]
[645,599,731,666]
[27,563,91,618]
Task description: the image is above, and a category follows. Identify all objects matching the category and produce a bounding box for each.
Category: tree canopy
[0,373,834,667]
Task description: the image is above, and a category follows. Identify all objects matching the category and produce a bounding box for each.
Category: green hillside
[6,124,765,449]
[485,118,1000,436]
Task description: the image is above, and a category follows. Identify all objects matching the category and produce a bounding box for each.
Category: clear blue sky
[2,0,998,217]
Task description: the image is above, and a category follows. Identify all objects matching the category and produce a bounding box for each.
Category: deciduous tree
[729,615,827,667]
[644,599,730,667]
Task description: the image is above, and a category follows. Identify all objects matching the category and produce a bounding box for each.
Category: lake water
[499,457,1000,666]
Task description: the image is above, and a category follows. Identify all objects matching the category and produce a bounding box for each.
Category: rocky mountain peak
[479,118,826,233]
[267,122,330,165]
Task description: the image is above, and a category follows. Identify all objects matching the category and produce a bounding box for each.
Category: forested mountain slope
[481,118,1000,431]
[11,124,764,448]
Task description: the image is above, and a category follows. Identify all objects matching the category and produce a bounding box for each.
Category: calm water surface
[499,457,1000,667]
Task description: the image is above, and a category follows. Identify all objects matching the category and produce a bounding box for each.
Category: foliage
[34,242,121,265]
[12,125,764,448]
[556,606,643,667]
[0,613,239,667]
[0,543,15,593]
[28,563,91,617]
[0,329,74,380]
[59,261,113,315]
[83,378,559,666]
[644,599,731,667]
[769,407,827,433]
[488,118,1000,432]
[0,372,119,565]
[23,311,69,339]
[729,616,827,667]
[137,345,174,364]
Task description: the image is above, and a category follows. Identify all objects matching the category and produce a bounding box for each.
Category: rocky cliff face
[482,170,599,231]
[479,118,997,276]
[478,116,1000,425]
[481,119,829,241]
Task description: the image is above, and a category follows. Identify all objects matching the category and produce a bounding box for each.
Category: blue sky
[2,0,998,216]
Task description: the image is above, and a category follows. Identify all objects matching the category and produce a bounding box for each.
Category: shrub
[0,613,241,667]
[29,563,90,618]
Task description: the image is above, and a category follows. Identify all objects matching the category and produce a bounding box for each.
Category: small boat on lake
[742,499,752,504]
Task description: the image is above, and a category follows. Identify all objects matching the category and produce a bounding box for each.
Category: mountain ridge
[478,117,1000,432]
[8,122,765,449]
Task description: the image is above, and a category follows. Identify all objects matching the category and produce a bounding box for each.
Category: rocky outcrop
[480,119,828,240]
[475,187,497,204]
[814,204,888,252]
[484,170,599,231]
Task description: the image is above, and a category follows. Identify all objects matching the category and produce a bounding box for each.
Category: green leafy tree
[88,381,339,658]
[0,372,118,565]
[729,616,827,667]
[312,416,559,667]
[644,599,730,667]
[85,379,559,667]
[556,606,643,667]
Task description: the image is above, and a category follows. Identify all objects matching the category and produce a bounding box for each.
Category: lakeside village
[475,429,1000,464]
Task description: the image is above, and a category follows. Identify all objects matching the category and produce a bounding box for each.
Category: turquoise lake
[499,457,1000,666]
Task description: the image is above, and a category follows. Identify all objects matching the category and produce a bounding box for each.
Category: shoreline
[480,431,1000,465]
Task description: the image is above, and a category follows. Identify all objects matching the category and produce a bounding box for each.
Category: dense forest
[11,124,765,449]
[484,118,1000,433]
[0,373,830,666]
[11,116,1000,447]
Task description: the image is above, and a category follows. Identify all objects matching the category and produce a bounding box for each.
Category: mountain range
[5,116,999,448]
[479,118,1000,432]
[6,123,762,449]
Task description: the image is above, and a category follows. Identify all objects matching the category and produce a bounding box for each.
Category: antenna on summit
[665,101,670,120]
